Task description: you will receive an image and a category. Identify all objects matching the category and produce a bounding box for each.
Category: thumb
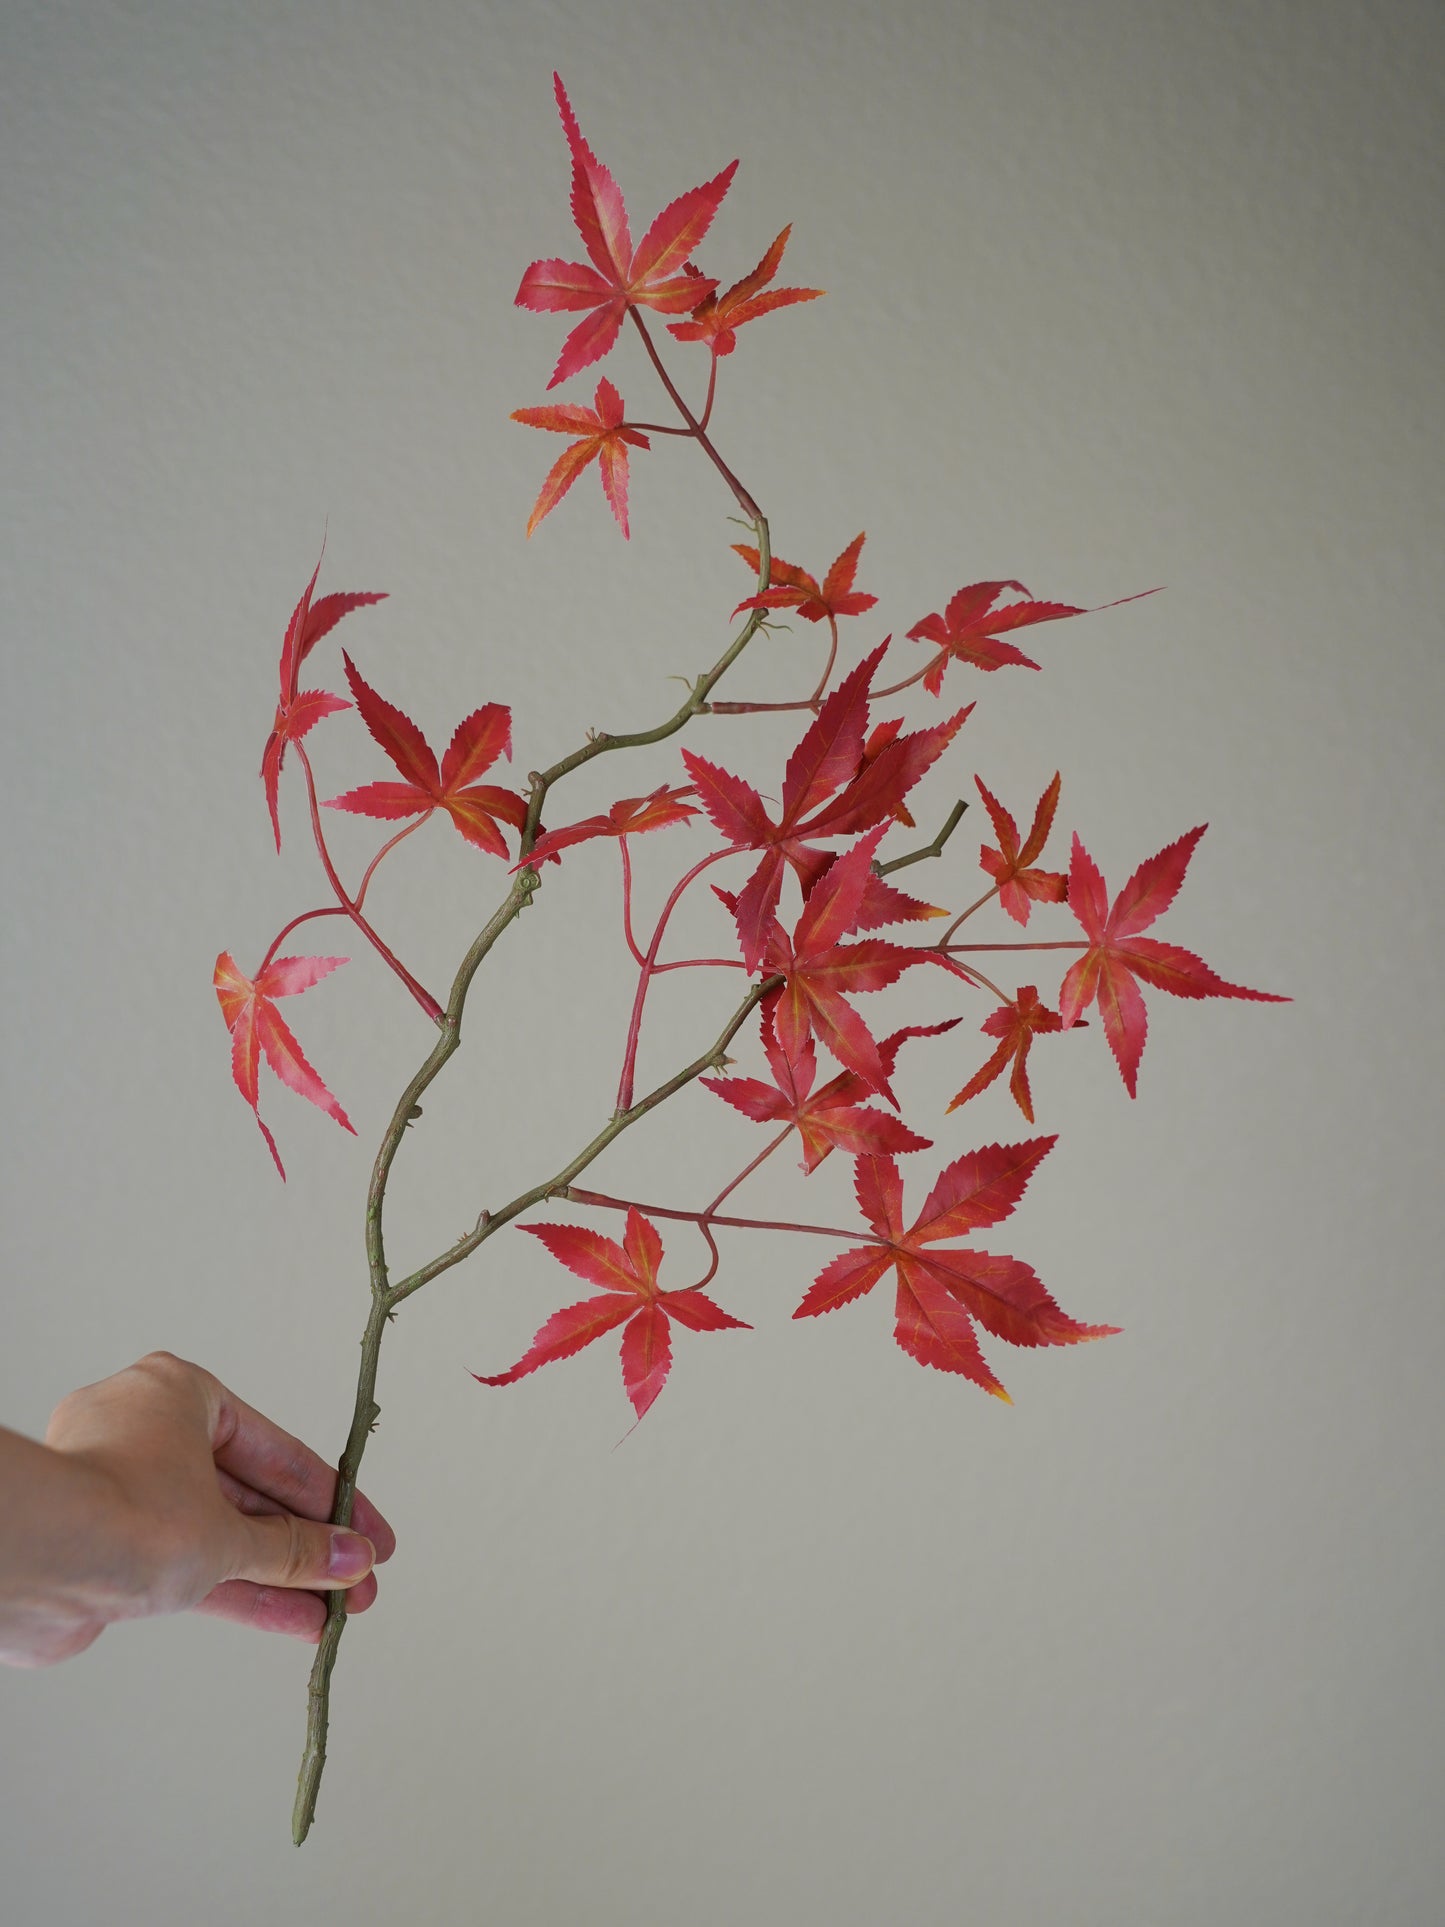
[230,1510,376,1591]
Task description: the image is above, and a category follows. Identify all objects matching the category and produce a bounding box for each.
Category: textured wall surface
[2,3,1441,1922]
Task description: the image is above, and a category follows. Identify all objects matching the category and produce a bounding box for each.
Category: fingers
[216,1465,395,1571]
[208,1383,397,1562]
[227,1505,376,1595]
[191,1571,379,1643]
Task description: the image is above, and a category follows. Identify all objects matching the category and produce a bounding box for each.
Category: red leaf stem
[564,1186,880,1246]
[616,845,736,1111]
[294,744,444,1023]
[628,310,761,521]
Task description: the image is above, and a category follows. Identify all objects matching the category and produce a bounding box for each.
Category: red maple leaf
[907,583,1160,695]
[472,1208,749,1420]
[851,717,917,828]
[515,74,736,390]
[794,1147,1118,1401]
[975,772,1067,924]
[906,582,1086,691]
[682,644,968,968]
[666,225,823,357]
[519,783,698,867]
[322,655,527,859]
[760,827,922,1100]
[1059,827,1289,1097]
[259,549,387,851]
[946,986,1065,1123]
[511,377,650,538]
[730,531,878,624]
[213,952,355,1178]
[702,1006,957,1171]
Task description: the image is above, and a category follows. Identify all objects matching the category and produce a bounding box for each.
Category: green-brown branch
[291,971,775,1842]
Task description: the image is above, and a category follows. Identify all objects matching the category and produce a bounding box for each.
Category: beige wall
[2,2,1441,1921]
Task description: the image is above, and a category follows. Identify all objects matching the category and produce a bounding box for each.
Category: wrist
[0,1426,143,1665]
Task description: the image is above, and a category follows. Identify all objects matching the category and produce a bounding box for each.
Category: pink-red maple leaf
[906,582,1086,691]
[518,783,699,867]
[259,549,387,851]
[947,986,1065,1123]
[472,1208,749,1420]
[795,1147,1117,1401]
[666,225,823,357]
[323,655,527,859]
[703,1005,957,1171]
[759,827,922,1101]
[213,952,355,1179]
[682,643,968,969]
[975,772,1067,925]
[511,376,650,538]
[515,74,736,389]
[730,532,878,624]
[1058,827,1289,1097]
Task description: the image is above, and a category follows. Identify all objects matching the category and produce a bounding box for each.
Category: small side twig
[874,799,968,876]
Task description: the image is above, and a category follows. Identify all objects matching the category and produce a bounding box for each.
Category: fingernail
[328,1530,375,1581]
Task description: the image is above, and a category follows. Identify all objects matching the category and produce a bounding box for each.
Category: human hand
[1,1350,395,1667]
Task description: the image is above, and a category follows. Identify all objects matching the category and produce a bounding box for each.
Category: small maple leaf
[666,225,823,357]
[975,772,1067,925]
[517,784,698,868]
[907,583,1161,695]
[472,1208,749,1420]
[947,986,1065,1123]
[511,376,650,538]
[213,952,355,1179]
[259,547,387,851]
[682,643,968,969]
[515,74,737,390]
[730,532,878,624]
[702,1006,957,1172]
[1059,827,1289,1097]
[760,827,922,1101]
[795,1148,1118,1401]
[323,655,527,858]
[906,582,1085,691]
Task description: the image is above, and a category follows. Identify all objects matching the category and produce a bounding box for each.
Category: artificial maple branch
[244,66,1283,1855]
